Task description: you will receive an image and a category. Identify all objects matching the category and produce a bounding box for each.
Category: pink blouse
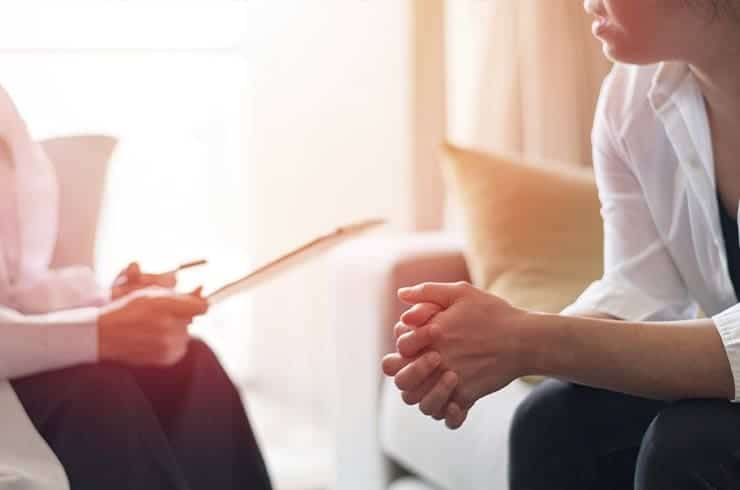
[0,85,109,380]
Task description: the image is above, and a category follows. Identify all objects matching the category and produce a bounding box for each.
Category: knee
[57,364,151,421]
[183,339,230,378]
[510,380,593,453]
[184,338,219,365]
[636,400,725,489]
[509,380,602,489]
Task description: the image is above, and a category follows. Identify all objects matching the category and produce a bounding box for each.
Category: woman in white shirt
[0,85,271,489]
[382,0,740,488]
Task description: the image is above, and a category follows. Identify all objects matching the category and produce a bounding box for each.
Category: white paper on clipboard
[206,218,386,306]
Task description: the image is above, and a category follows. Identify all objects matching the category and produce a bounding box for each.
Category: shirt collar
[648,62,692,114]
[649,61,715,178]
[649,61,726,246]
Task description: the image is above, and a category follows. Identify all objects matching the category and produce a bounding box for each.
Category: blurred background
[0,2,608,489]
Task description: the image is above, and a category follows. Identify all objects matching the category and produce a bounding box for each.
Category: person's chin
[593,25,659,65]
[603,43,657,65]
[601,41,624,63]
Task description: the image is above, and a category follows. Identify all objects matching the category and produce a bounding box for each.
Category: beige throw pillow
[441,142,603,316]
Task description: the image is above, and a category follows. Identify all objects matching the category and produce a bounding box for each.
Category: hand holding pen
[101,261,209,366]
[111,259,207,301]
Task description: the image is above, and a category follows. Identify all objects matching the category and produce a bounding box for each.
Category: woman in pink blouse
[0,85,271,489]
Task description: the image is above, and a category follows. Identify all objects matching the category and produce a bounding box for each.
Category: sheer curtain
[446,0,612,167]
[0,3,253,377]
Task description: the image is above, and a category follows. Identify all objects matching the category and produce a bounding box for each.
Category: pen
[113,259,208,288]
[165,259,208,275]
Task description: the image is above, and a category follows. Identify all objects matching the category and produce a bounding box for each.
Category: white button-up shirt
[563,62,740,400]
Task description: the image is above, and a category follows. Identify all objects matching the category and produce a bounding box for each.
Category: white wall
[241,0,413,428]
[0,3,254,376]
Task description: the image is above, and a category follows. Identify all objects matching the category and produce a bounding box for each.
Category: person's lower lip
[592,18,608,37]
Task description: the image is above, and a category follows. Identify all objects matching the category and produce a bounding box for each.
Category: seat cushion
[388,477,440,490]
[380,378,531,490]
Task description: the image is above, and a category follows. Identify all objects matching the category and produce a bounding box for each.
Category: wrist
[517,311,570,377]
[97,310,116,362]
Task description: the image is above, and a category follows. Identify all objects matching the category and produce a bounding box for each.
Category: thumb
[397,282,472,308]
[126,262,141,281]
[114,261,140,286]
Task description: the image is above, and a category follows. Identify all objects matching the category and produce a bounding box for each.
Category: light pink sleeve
[0,84,105,380]
[0,305,98,380]
[8,267,111,315]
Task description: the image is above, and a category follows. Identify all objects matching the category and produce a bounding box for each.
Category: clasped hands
[382,282,534,430]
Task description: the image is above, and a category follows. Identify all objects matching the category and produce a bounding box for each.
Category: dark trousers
[11,339,272,490]
[509,379,740,490]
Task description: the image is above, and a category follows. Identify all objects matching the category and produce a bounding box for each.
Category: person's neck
[688,23,740,126]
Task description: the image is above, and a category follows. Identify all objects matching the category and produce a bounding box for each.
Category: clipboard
[206,218,386,305]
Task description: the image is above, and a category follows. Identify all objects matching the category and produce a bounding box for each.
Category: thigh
[509,379,667,490]
[636,399,740,490]
[11,363,189,490]
[126,338,242,434]
[127,338,273,490]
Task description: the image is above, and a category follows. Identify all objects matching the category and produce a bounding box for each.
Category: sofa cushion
[380,378,531,490]
[440,142,603,315]
[388,477,441,490]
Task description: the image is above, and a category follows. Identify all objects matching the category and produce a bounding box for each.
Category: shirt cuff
[43,310,100,367]
[712,304,740,402]
[0,307,100,380]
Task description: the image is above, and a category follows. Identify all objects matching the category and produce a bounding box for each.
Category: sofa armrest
[42,135,117,269]
[329,232,469,490]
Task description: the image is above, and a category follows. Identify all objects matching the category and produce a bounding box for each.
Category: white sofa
[331,232,534,490]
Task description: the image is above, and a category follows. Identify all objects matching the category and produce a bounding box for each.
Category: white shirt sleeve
[0,305,98,380]
[712,304,740,400]
[562,93,697,321]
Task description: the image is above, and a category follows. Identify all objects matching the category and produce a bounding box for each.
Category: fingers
[398,281,473,308]
[394,351,441,391]
[161,343,189,365]
[444,402,468,430]
[382,352,411,377]
[401,302,442,327]
[156,331,191,365]
[155,272,177,288]
[127,262,141,280]
[154,315,191,332]
[152,316,191,364]
[148,294,209,317]
[397,324,440,358]
[113,261,140,287]
[394,321,412,340]
[419,371,458,418]
[401,369,442,405]
[138,272,176,289]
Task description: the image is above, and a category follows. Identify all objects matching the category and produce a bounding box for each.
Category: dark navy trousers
[510,379,740,490]
[12,339,271,490]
